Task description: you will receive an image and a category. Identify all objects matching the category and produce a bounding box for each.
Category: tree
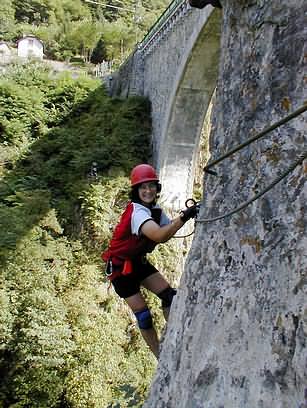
[13,0,50,24]
[90,36,107,64]
[61,0,91,22]
[0,0,15,40]
[63,19,103,62]
[102,18,135,63]
[0,63,158,407]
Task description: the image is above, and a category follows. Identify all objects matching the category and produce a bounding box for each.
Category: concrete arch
[158,8,222,209]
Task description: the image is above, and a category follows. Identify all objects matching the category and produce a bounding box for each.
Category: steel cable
[203,103,307,173]
[196,151,307,223]
[172,104,306,236]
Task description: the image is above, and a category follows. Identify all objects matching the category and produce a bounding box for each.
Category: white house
[17,35,44,60]
[0,41,12,64]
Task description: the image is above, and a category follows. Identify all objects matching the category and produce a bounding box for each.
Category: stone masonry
[144,0,307,407]
[110,1,221,210]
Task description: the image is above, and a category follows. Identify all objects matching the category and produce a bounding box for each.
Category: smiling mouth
[141,192,155,201]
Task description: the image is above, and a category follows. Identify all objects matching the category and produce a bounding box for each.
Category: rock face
[145,1,307,407]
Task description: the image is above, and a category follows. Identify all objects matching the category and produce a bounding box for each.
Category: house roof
[17,35,43,45]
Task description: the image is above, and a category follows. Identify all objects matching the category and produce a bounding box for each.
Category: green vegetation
[0,62,180,407]
[0,0,170,64]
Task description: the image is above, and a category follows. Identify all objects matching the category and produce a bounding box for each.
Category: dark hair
[129,182,161,204]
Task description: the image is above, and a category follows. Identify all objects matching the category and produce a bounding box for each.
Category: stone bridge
[110,2,307,406]
[109,0,222,209]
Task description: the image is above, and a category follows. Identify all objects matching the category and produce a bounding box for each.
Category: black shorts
[111,257,158,298]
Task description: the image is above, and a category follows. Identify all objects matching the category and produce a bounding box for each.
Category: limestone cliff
[145,1,307,407]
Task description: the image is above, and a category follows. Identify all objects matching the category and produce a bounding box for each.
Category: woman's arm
[140,216,185,243]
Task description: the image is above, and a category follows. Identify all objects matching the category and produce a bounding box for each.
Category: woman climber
[101,164,198,358]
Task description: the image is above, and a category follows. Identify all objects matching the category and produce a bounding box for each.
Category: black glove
[180,204,199,223]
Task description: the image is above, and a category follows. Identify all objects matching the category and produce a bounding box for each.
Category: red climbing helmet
[130,164,159,187]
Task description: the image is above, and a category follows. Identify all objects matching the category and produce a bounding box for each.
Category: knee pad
[134,308,153,330]
[157,287,177,308]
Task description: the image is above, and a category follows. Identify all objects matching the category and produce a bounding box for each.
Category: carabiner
[185,198,197,208]
[105,259,113,277]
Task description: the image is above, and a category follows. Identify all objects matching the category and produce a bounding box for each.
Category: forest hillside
[0,62,180,407]
[0,0,170,64]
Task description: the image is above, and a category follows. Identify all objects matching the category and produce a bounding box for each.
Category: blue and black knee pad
[157,287,177,308]
[134,308,153,330]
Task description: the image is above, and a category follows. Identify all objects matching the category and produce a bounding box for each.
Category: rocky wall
[145,1,307,407]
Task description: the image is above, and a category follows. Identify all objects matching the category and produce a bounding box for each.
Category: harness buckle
[105,259,113,277]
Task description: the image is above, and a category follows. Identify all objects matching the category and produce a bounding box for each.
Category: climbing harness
[172,103,307,236]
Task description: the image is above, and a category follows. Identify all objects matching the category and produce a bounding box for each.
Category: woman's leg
[141,273,174,320]
[125,292,160,358]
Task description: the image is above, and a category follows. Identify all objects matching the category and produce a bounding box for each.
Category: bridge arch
[109,2,222,209]
[158,8,222,209]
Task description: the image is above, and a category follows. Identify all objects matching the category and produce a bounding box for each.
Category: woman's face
[138,181,158,205]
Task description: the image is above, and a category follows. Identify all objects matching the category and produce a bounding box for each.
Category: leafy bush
[0,63,167,407]
[0,79,47,143]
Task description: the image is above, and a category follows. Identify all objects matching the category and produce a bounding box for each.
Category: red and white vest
[101,201,170,266]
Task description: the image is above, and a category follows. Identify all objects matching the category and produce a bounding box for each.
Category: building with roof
[17,35,44,60]
[0,41,12,64]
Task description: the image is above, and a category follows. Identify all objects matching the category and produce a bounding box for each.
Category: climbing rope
[172,103,307,236]
[173,150,306,236]
[197,150,307,223]
[204,103,307,174]
[173,229,195,239]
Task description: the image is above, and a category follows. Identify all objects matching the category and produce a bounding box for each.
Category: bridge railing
[137,0,186,51]
[108,0,189,96]
[111,0,188,71]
